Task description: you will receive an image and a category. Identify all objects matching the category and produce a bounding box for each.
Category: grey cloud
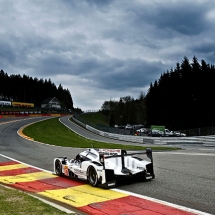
[0,41,16,65]
[87,58,165,90]
[192,42,215,54]
[129,2,210,36]
[84,0,114,7]
[1,0,215,110]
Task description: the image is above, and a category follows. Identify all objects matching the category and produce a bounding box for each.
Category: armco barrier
[72,116,215,146]
[73,117,155,144]
[0,113,70,118]
[86,124,146,144]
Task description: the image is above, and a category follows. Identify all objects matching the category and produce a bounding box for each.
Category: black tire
[55,159,62,176]
[87,166,98,187]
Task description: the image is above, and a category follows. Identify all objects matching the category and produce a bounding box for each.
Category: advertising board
[0,101,11,106]
[151,125,165,131]
[12,102,34,108]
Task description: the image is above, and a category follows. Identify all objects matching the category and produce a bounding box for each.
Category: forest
[1,55,215,131]
[0,70,74,110]
[100,56,215,131]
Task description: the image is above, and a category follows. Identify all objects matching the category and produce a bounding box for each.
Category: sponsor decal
[74,168,85,176]
[12,101,34,108]
[64,166,69,176]
[0,101,11,106]
[108,183,116,186]
[99,149,121,156]
[146,176,152,179]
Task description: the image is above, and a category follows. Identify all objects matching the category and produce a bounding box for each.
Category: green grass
[79,112,109,126]
[23,117,179,151]
[0,185,74,215]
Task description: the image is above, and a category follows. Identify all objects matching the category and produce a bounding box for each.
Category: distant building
[0,100,11,106]
[41,97,61,110]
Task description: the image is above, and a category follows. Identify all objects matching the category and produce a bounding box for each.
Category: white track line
[0,153,212,215]
[112,188,212,215]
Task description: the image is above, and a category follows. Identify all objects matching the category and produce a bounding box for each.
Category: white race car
[54,148,155,188]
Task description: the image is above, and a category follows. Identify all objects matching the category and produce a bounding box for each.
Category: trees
[145,56,215,129]
[101,95,146,127]
[100,56,215,130]
[0,71,74,110]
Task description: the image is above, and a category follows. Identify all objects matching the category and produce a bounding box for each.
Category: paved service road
[0,116,215,214]
[59,116,147,146]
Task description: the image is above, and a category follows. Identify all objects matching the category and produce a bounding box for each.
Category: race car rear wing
[102,148,153,163]
[99,148,154,179]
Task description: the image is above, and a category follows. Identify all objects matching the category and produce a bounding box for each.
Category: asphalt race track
[0,116,215,214]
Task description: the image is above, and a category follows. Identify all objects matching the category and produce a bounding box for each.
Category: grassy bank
[23,117,179,150]
[78,112,109,126]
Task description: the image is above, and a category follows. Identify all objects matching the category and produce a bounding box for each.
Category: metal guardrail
[74,113,215,137]
[72,117,215,146]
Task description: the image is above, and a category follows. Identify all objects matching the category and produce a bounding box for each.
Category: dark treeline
[101,94,146,127]
[0,70,74,110]
[101,56,215,130]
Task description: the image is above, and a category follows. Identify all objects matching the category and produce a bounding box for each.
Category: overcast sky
[1,0,215,111]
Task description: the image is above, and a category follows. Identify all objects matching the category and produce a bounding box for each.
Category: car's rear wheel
[55,159,62,176]
[87,166,98,187]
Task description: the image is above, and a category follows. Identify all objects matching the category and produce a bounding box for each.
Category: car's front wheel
[87,166,98,187]
[55,159,62,176]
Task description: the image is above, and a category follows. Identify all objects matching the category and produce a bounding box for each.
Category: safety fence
[74,114,215,137]
[72,116,215,146]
